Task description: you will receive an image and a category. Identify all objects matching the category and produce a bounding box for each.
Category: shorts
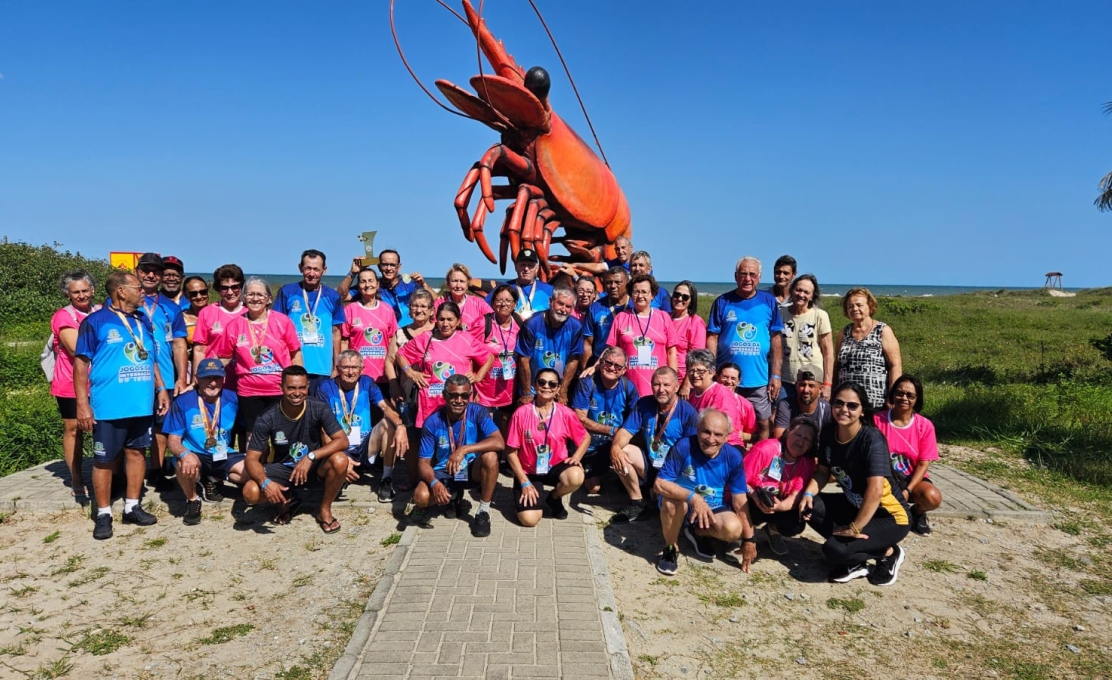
[55,396,77,420]
[512,460,577,513]
[172,451,247,480]
[238,395,282,439]
[656,495,732,523]
[738,386,773,421]
[581,449,612,480]
[262,460,326,491]
[430,457,482,491]
[93,417,153,463]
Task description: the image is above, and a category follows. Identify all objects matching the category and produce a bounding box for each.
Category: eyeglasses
[218,284,242,292]
[378,262,399,269]
[245,292,268,299]
[338,365,363,371]
[892,390,917,400]
[832,399,862,411]
[187,289,209,297]
[599,360,625,371]
[445,392,471,401]
[736,272,759,279]
[687,367,709,377]
[162,272,182,279]
[535,379,560,388]
[672,292,691,301]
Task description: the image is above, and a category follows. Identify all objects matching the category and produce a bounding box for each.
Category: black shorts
[55,396,77,420]
[430,457,482,492]
[238,395,282,439]
[172,452,247,479]
[93,417,153,463]
[512,461,577,513]
[581,449,612,480]
[262,460,326,491]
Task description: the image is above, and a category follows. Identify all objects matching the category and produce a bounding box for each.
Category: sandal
[272,496,303,525]
[316,516,341,534]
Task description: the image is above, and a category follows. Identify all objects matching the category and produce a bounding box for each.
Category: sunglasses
[672,292,691,301]
[445,392,471,401]
[535,379,560,389]
[832,398,862,411]
[892,390,917,400]
[599,360,625,371]
[218,284,242,292]
[187,289,209,297]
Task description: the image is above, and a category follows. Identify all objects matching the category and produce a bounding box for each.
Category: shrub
[0,239,118,329]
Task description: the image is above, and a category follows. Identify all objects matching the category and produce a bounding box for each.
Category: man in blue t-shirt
[164,359,244,525]
[485,248,553,320]
[272,249,343,389]
[706,256,784,442]
[628,252,672,312]
[410,375,505,537]
[609,367,699,524]
[571,347,640,491]
[653,409,757,576]
[581,267,630,368]
[315,350,409,502]
[75,271,171,540]
[336,249,433,327]
[514,287,583,406]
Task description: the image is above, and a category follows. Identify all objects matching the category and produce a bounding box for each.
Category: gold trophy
[358,231,379,267]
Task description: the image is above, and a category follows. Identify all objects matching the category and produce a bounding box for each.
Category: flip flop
[316,516,341,534]
[273,496,303,525]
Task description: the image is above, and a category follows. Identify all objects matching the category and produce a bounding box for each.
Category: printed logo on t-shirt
[289,300,302,313]
[730,321,761,356]
[682,464,696,481]
[212,321,223,333]
[364,328,384,345]
[541,351,559,368]
[891,452,913,477]
[107,329,123,344]
[274,432,288,444]
[123,343,145,364]
[432,361,456,381]
[289,442,307,463]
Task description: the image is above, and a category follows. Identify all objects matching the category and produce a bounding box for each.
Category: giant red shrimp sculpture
[414,1,631,278]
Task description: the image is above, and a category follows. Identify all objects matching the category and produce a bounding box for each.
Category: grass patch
[68,566,109,588]
[144,537,168,549]
[922,559,960,573]
[30,657,74,679]
[380,532,401,546]
[50,554,85,576]
[1055,521,1083,536]
[1080,579,1112,596]
[10,585,38,598]
[119,612,153,628]
[702,592,744,608]
[968,569,988,581]
[292,574,313,588]
[826,597,865,614]
[43,530,61,544]
[74,629,129,655]
[196,623,254,645]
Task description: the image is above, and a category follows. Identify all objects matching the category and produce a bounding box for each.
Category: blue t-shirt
[582,298,627,360]
[75,307,159,421]
[621,396,699,464]
[571,374,640,453]
[515,314,584,379]
[272,283,343,376]
[379,278,421,327]
[706,290,783,388]
[163,390,239,455]
[174,295,190,313]
[651,288,673,313]
[139,293,187,388]
[658,435,747,510]
[486,280,554,317]
[419,403,499,473]
[314,376,385,459]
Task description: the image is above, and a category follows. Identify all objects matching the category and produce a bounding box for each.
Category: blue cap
[196,358,226,379]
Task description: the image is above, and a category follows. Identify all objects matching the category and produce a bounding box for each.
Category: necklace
[281,399,307,422]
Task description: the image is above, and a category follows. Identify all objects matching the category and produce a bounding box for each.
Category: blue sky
[2,1,1110,287]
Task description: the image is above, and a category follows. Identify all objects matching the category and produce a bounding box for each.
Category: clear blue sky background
[2,1,1110,287]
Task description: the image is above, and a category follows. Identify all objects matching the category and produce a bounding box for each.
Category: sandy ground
[0,486,401,680]
[596,445,1112,680]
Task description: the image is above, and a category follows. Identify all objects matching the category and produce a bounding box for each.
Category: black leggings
[807,493,910,568]
[748,501,807,537]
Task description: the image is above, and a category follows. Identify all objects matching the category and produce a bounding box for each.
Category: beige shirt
[780,306,831,383]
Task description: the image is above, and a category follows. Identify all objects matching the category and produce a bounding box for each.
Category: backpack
[41,306,79,382]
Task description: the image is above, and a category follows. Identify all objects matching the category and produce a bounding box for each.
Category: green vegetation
[826,597,866,614]
[43,531,61,544]
[380,532,402,546]
[922,559,960,573]
[968,569,988,581]
[196,623,254,645]
[74,629,129,655]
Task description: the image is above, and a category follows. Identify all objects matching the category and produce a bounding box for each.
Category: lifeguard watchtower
[1044,272,1063,290]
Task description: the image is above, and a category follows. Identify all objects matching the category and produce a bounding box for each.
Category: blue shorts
[171,451,246,480]
[93,417,153,463]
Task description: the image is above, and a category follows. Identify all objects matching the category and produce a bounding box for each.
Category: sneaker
[471,510,491,538]
[377,477,396,503]
[444,489,462,519]
[611,499,646,524]
[409,508,433,529]
[199,478,224,503]
[683,525,715,561]
[912,512,932,536]
[656,545,679,576]
[122,505,158,526]
[765,525,788,556]
[93,513,113,540]
[183,499,202,526]
[545,492,568,520]
[829,562,871,583]
[868,545,906,587]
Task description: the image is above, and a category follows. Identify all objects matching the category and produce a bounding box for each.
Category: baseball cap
[162,255,184,272]
[796,365,824,384]
[136,252,164,271]
[515,248,539,264]
[196,358,226,379]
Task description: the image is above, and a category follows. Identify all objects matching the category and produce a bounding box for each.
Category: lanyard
[632,308,653,340]
[111,306,148,358]
[338,383,361,426]
[534,403,556,450]
[653,399,678,445]
[446,411,467,454]
[515,282,537,311]
[300,285,324,323]
[141,295,159,323]
[495,317,514,354]
[198,394,221,445]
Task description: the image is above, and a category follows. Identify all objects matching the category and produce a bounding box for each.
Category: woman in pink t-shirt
[342,268,399,385]
[606,274,678,396]
[873,375,942,536]
[506,368,590,527]
[398,301,494,427]
[51,270,100,498]
[213,277,302,436]
[472,284,523,425]
[192,264,247,389]
[685,349,755,448]
[669,280,706,383]
[744,418,819,554]
[434,263,493,333]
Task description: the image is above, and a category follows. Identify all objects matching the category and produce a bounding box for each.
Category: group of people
[51,243,943,586]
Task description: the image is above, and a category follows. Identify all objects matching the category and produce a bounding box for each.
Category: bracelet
[260,478,271,490]
[429,479,440,489]
[770,374,781,380]
[802,491,814,498]
[741,535,757,544]
[608,426,615,437]
[521,481,533,488]
[156,387,168,393]
[685,491,695,504]
[822,382,832,387]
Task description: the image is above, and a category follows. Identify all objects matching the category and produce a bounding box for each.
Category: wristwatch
[307,451,317,462]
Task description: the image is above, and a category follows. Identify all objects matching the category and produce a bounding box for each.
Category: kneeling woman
[799,382,911,586]
[506,368,591,526]
[744,417,818,555]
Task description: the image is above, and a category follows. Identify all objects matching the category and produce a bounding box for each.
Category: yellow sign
[110,252,142,271]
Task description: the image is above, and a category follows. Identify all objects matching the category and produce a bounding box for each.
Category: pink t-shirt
[343,300,399,382]
[671,314,707,382]
[471,315,521,408]
[193,303,247,389]
[214,312,301,397]
[873,410,940,478]
[436,295,493,333]
[506,402,589,475]
[688,381,755,448]
[51,304,98,398]
[743,438,816,498]
[606,308,677,396]
[399,330,491,426]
